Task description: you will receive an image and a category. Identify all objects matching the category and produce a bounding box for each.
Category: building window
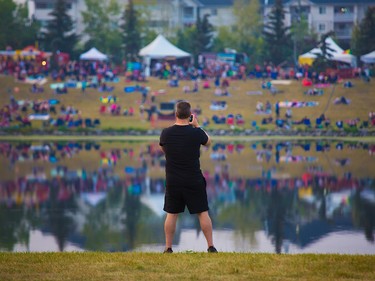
[183,7,194,18]
[35,2,71,9]
[319,24,325,32]
[35,2,54,9]
[319,6,326,14]
[211,9,217,16]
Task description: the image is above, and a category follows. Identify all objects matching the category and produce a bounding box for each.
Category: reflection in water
[0,140,374,254]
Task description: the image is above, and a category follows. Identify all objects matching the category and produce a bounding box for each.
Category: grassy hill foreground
[0,252,374,281]
[0,75,374,133]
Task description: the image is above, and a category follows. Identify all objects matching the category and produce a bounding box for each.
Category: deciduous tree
[82,0,122,61]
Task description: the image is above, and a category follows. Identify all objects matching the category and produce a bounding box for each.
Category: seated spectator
[256,101,264,112]
[324,118,331,128]
[22,116,31,127]
[343,81,353,88]
[315,117,323,128]
[261,80,272,89]
[346,118,359,128]
[85,118,92,127]
[235,114,245,125]
[168,76,179,87]
[183,85,190,93]
[334,96,350,105]
[55,86,67,94]
[192,80,199,92]
[128,106,134,116]
[212,114,226,124]
[360,120,369,129]
[30,83,44,93]
[285,109,292,119]
[305,88,322,96]
[203,80,210,89]
[265,101,272,112]
[262,116,273,125]
[202,117,210,127]
[293,116,308,125]
[275,119,285,128]
[221,78,229,88]
[226,114,234,126]
[336,120,344,129]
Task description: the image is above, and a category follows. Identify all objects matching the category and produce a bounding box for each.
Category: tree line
[0,0,374,66]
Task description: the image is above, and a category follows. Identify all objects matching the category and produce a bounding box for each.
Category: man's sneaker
[163,248,173,253]
[207,246,218,253]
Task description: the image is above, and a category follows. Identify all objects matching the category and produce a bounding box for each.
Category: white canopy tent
[298,37,356,66]
[139,34,191,76]
[361,50,375,64]
[80,47,108,61]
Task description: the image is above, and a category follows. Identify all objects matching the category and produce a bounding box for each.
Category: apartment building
[26,0,235,38]
[138,0,235,35]
[263,0,375,42]
[25,0,374,43]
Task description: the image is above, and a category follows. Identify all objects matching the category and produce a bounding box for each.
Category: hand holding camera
[189,114,200,128]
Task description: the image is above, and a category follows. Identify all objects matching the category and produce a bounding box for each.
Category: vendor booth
[80,48,108,61]
[298,37,356,67]
[361,50,375,64]
[139,34,191,76]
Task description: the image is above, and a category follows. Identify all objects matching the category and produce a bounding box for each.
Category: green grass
[1,75,374,132]
[0,252,374,281]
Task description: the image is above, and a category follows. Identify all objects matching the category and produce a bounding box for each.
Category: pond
[0,140,374,254]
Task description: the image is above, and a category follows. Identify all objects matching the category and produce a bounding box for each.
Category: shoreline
[0,131,375,142]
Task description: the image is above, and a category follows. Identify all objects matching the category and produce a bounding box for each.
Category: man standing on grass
[159,101,217,253]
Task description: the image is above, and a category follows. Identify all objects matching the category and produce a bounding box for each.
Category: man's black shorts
[163,177,209,214]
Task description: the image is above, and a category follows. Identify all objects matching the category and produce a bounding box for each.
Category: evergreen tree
[351,6,375,57]
[121,0,142,61]
[263,0,292,65]
[191,13,213,63]
[312,31,335,73]
[43,0,78,53]
[197,13,214,52]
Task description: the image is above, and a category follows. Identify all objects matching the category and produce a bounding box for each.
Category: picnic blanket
[280,156,317,163]
[50,83,65,90]
[279,101,319,108]
[255,110,272,115]
[24,77,47,85]
[48,99,60,105]
[210,101,227,111]
[271,80,291,85]
[29,114,50,121]
[314,83,331,88]
[246,91,263,95]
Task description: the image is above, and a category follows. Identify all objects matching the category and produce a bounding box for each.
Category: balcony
[334,13,354,23]
[334,29,352,39]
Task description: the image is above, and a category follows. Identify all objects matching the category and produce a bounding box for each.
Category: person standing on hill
[159,101,217,253]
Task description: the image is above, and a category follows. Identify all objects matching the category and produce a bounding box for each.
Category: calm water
[0,140,374,254]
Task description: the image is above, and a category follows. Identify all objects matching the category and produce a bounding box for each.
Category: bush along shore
[1,127,375,138]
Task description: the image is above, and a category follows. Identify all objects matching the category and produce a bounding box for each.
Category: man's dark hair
[176,101,191,119]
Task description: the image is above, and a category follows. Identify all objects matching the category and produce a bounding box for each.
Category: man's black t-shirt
[159,125,208,186]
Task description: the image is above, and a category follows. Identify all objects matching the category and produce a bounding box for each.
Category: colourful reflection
[0,140,374,254]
